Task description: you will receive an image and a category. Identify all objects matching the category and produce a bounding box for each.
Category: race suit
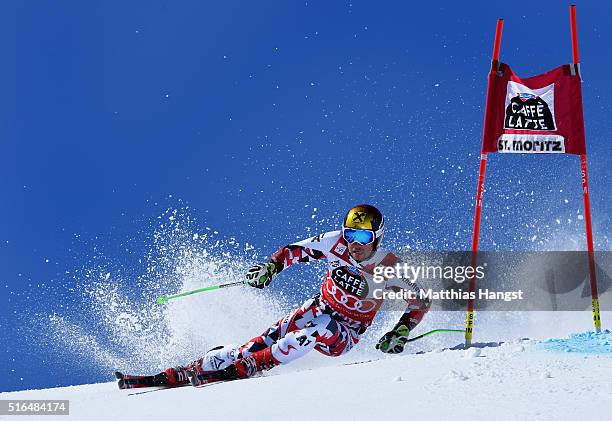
[232,230,431,377]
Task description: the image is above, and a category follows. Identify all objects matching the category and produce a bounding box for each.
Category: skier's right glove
[245,262,277,289]
[376,323,410,354]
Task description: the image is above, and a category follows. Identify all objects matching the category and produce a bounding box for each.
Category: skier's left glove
[245,262,277,289]
[376,323,410,354]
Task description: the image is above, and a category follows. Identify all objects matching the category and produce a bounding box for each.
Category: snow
[9,214,611,420]
[3,333,611,421]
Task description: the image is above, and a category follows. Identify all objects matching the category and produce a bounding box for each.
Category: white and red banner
[482,64,586,155]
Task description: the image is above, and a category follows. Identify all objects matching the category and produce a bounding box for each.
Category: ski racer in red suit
[115,205,431,389]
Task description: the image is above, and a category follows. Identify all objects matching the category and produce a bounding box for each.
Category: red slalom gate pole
[570,5,602,332]
[464,18,504,346]
[570,5,580,63]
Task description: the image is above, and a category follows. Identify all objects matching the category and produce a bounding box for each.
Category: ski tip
[114,371,125,389]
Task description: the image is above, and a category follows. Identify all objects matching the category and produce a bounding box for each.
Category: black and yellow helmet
[342,204,385,249]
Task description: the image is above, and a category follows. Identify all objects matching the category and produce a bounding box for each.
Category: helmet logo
[352,212,367,223]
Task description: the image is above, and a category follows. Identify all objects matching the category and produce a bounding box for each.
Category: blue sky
[1,1,610,391]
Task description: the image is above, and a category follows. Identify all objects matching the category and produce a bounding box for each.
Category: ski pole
[343,329,467,366]
[405,328,465,343]
[156,280,246,304]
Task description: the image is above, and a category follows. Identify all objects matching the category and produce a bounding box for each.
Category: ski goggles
[342,228,376,245]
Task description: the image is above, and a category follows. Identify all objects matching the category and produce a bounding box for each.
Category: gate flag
[465,7,602,346]
[482,63,586,155]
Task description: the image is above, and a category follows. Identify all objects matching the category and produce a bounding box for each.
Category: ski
[127,386,171,396]
[114,371,169,390]
[187,370,262,389]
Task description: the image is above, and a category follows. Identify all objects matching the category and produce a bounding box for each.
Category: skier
[115,204,431,389]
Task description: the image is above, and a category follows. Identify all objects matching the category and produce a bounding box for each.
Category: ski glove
[376,323,410,354]
[245,262,277,289]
